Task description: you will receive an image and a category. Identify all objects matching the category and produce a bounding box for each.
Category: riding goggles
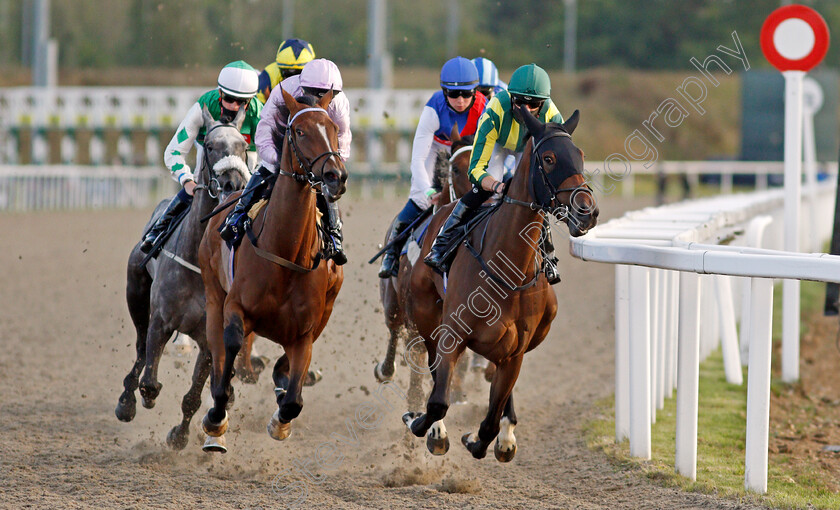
[511,94,545,110]
[221,94,249,106]
[302,86,341,99]
[444,88,475,99]
[476,86,494,97]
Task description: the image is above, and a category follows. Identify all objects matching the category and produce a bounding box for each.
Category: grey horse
[115,105,254,450]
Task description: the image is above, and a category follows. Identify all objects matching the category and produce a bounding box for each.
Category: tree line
[4,0,839,72]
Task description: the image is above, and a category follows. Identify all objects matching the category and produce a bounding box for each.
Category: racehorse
[402,107,598,461]
[198,89,347,453]
[374,126,474,410]
[116,105,255,450]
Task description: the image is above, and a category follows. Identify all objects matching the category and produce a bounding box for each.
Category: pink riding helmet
[300,58,343,91]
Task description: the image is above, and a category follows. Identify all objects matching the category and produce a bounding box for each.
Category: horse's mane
[432,151,449,191]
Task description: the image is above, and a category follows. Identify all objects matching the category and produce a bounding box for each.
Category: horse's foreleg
[268,339,313,441]
[166,344,211,450]
[138,315,172,409]
[493,392,518,462]
[201,299,239,452]
[462,354,523,461]
[403,341,464,441]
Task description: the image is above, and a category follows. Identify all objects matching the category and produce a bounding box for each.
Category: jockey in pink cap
[219,58,352,265]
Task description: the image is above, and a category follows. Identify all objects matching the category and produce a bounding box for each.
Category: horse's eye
[543,155,554,165]
[295,128,304,137]
[205,143,213,151]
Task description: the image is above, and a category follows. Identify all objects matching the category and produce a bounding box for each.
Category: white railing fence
[0,165,174,211]
[569,179,839,493]
[0,87,434,175]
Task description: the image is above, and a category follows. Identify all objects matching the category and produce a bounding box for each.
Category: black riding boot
[140,188,193,254]
[378,218,411,278]
[424,200,474,274]
[219,166,272,243]
[318,194,347,265]
[542,226,561,285]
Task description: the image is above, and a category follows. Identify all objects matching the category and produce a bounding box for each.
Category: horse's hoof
[139,383,161,409]
[304,369,323,387]
[202,411,229,437]
[494,438,517,463]
[402,412,419,428]
[426,433,450,456]
[115,395,136,422]
[202,434,227,453]
[267,410,292,441]
[166,425,189,451]
[461,433,487,459]
[374,361,394,382]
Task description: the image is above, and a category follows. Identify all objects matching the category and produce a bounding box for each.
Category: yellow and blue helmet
[275,38,316,73]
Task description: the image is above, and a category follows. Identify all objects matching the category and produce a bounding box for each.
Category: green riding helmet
[508,63,551,99]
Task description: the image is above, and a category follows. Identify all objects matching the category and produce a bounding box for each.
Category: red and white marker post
[745,4,829,494]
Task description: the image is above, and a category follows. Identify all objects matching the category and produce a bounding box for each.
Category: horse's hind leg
[234,333,265,384]
[462,354,523,461]
[166,342,211,450]
[272,352,322,391]
[116,259,152,422]
[138,314,173,408]
[375,326,402,382]
[267,338,313,441]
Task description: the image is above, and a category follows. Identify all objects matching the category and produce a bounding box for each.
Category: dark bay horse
[199,88,347,453]
[116,105,253,450]
[402,107,599,462]
[374,125,473,393]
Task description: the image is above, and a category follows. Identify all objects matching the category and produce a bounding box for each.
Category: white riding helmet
[217,60,259,99]
[300,59,343,92]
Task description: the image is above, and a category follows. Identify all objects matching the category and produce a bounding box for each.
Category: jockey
[140,61,261,254]
[377,56,487,278]
[424,63,564,284]
[472,57,507,100]
[219,58,351,265]
[256,38,316,104]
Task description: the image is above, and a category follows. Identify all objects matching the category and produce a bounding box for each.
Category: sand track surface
[0,196,767,509]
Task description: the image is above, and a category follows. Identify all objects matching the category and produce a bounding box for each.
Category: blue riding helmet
[440,56,479,91]
[471,57,499,89]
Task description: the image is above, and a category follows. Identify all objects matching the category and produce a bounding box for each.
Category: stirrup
[544,258,561,285]
[325,235,347,265]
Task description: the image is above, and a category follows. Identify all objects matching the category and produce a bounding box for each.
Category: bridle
[448,143,473,203]
[502,128,593,222]
[197,123,249,201]
[276,106,342,192]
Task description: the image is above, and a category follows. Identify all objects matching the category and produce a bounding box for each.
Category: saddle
[438,203,500,266]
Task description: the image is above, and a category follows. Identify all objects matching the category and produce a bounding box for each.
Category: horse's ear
[562,109,580,135]
[318,89,334,110]
[450,123,461,144]
[232,104,247,130]
[517,104,543,138]
[201,104,215,128]
[281,87,301,117]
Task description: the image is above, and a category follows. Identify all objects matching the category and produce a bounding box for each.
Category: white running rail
[568,179,838,493]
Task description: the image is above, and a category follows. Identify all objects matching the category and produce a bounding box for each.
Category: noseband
[277,106,342,191]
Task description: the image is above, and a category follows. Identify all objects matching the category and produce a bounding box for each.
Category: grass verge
[584,280,840,509]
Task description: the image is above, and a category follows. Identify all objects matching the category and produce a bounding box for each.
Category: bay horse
[402,107,598,461]
[116,105,256,450]
[374,125,472,386]
[198,88,347,453]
